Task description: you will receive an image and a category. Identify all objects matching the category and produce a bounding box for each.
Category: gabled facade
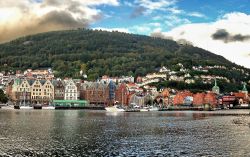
[31,79,43,103]
[16,79,32,105]
[64,79,77,100]
[83,82,109,105]
[43,79,54,102]
[53,80,65,100]
[115,83,129,106]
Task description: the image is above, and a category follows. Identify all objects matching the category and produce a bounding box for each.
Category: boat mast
[121,88,124,106]
[24,88,26,106]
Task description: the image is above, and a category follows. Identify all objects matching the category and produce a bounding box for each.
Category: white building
[159,66,171,73]
[185,79,195,84]
[145,73,167,80]
[64,79,78,100]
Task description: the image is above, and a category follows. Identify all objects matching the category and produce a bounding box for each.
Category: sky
[0,0,250,68]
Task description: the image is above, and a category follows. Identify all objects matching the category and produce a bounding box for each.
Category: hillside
[0,29,249,84]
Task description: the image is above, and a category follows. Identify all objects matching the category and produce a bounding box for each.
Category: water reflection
[0,110,250,156]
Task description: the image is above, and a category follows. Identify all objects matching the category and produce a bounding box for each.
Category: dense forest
[0,29,249,92]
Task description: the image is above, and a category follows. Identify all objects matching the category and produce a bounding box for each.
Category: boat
[20,105,33,109]
[43,106,55,110]
[19,90,32,109]
[1,105,14,110]
[140,106,150,112]
[105,105,125,112]
[14,105,20,109]
[33,104,42,109]
[148,106,159,111]
[125,108,140,112]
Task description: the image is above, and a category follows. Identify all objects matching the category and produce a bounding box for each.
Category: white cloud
[164,15,191,27]
[0,0,119,43]
[152,12,250,68]
[188,12,206,18]
[166,7,183,14]
[135,0,177,12]
[124,1,134,7]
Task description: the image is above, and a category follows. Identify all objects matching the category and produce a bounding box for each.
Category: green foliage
[0,29,248,81]
[0,89,8,103]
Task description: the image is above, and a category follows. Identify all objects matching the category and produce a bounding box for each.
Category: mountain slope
[0,29,248,81]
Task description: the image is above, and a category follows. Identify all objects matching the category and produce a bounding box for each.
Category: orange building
[173,91,193,105]
[234,92,249,104]
[204,92,218,107]
[193,93,205,106]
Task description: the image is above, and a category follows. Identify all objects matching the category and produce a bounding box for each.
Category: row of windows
[31,96,52,99]
[33,93,42,96]
[65,94,76,97]
[65,90,76,93]
[21,84,29,88]
[45,85,50,88]
[55,94,64,97]
[19,88,30,92]
[33,89,41,91]
[65,97,77,100]
[66,86,76,90]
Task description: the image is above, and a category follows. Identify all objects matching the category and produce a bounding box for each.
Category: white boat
[20,106,33,109]
[43,106,55,110]
[1,105,14,110]
[105,105,125,112]
[149,106,159,111]
[140,107,149,112]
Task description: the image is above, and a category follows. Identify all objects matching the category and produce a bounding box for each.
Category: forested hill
[0,29,247,80]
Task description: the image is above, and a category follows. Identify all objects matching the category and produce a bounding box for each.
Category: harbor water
[0,109,250,156]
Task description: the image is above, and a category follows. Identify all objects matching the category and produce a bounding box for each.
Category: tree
[0,89,8,103]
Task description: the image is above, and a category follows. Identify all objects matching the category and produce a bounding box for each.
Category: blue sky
[0,0,250,67]
[91,0,250,35]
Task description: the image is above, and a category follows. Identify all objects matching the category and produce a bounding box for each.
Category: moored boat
[140,107,149,112]
[20,106,33,109]
[105,105,125,112]
[43,106,55,110]
[14,105,20,109]
[33,104,42,109]
[1,105,14,110]
[148,106,159,111]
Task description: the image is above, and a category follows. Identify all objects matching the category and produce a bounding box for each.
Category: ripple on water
[0,110,250,156]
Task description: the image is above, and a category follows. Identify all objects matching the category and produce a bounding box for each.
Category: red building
[115,83,129,106]
[82,82,109,106]
[222,95,236,105]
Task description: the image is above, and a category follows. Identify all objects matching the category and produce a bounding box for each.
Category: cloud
[135,0,177,11]
[150,12,250,68]
[188,12,206,18]
[130,6,147,18]
[151,31,173,40]
[212,29,250,43]
[0,0,119,43]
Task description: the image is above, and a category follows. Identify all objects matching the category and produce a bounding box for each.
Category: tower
[242,82,248,95]
[212,79,220,94]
